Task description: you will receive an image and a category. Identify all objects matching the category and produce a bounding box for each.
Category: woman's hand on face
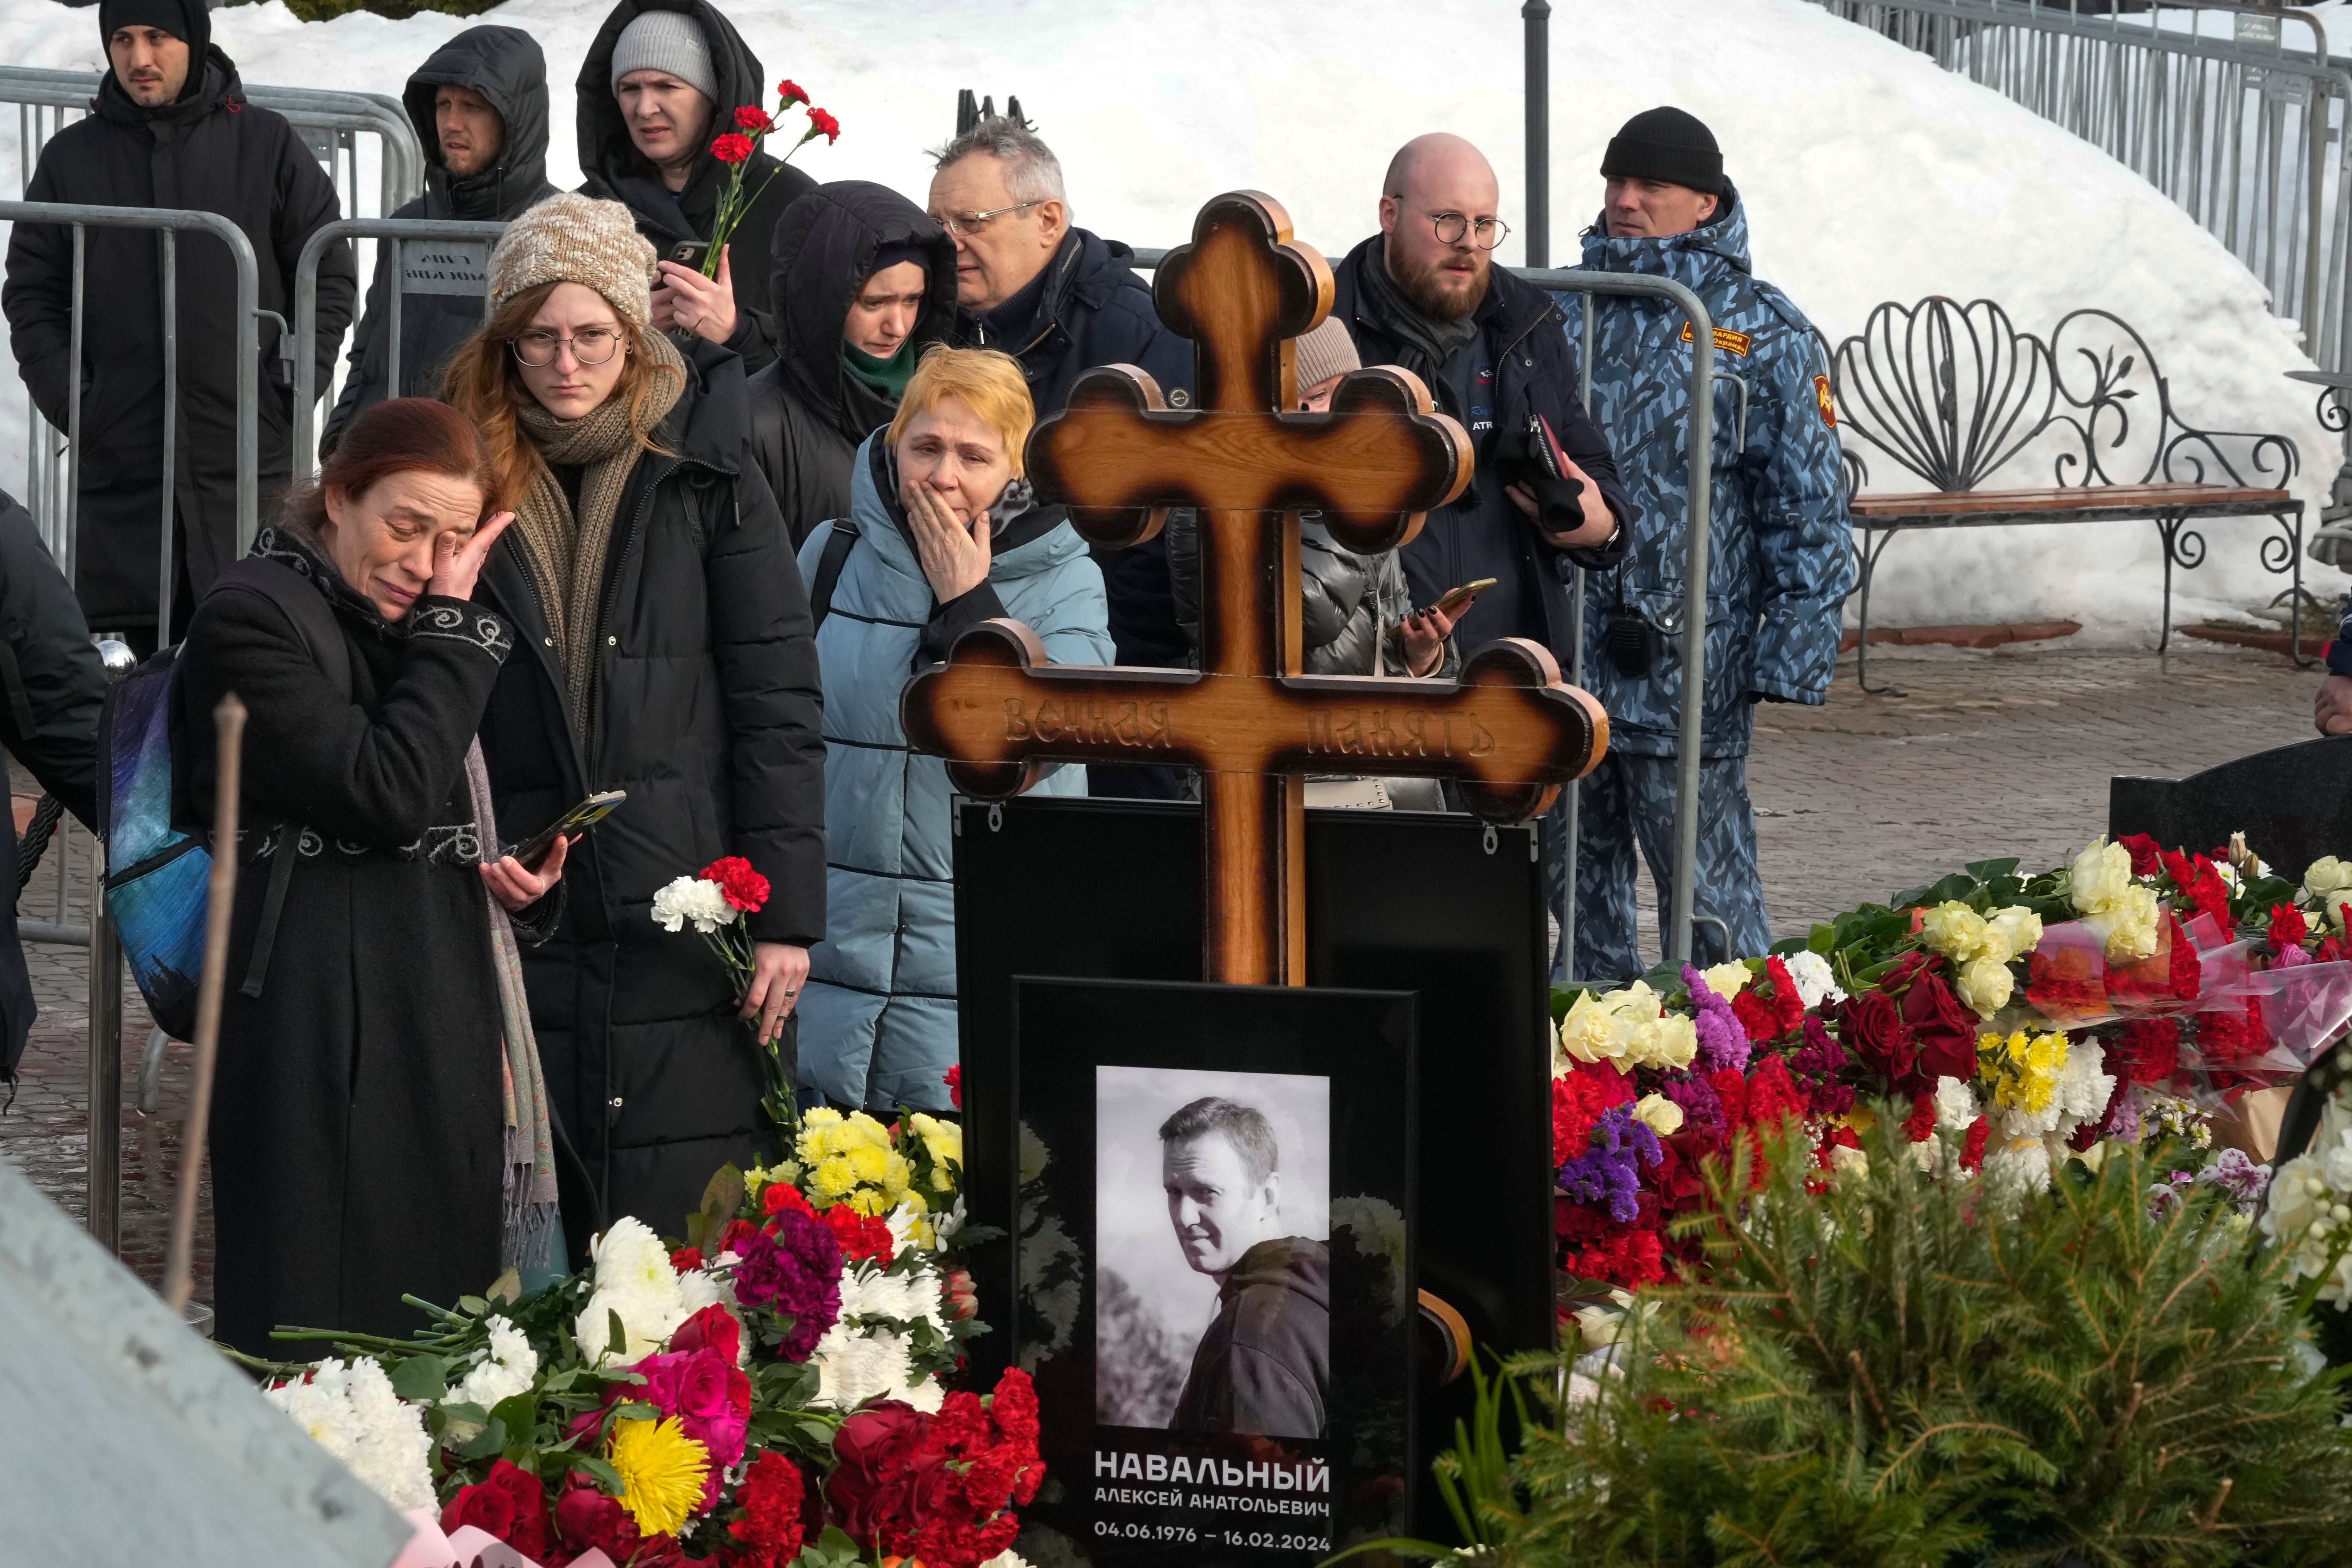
[480,830,566,913]
[650,247,738,345]
[741,941,811,1046]
[901,477,992,603]
[428,511,514,603]
[1398,601,1458,677]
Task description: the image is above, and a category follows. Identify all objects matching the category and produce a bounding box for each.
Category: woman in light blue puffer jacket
[793,347,1111,1111]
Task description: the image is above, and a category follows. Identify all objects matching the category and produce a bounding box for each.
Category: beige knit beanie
[487,191,658,330]
[1292,315,1362,394]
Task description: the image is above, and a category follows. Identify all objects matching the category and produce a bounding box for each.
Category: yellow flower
[609,1416,709,1538]
[1631,1093,1684,1136]
[1921,901,1989,963]
[1954,955,2015,1019]
[910,1112,962,1174]
[810,1155,858,1201]
[842,1111,892,1151]
[848,1144,891,1185]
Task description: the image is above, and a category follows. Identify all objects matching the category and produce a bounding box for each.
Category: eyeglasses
[930,199,1043,238]
[509,328,623,368]
[1415,206,1512,251]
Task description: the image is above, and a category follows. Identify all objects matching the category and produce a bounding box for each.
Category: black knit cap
[99,0,196,43]
[1600,107,1724,195]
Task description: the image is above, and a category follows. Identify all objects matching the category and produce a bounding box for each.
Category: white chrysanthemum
[929,1195,967,1248]
[1983,1135,2053,1197]
[650,874,732,934]
[840,1262,946,1327]
[575,1217,690,1361]
[808,1322,923,1410]
[2052,1037,2116,1133]
[1933,1075,1980,1131]
[265,1358,434,1512]
[979,1552,1037,1568]
[450,1316,539,1411]
[1780,949,1845,1009]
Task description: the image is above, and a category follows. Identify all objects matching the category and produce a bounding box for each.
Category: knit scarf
[843,338,916,403]
[510,333,686,726]
[463,739,560,1275]
[1354,242,1481,399]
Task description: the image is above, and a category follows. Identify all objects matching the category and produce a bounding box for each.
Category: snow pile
[0,0,2333,638]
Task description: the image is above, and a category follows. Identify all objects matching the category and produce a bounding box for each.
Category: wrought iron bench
[1828,296,2307,692]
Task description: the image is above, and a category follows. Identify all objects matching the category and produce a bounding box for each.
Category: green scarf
[843,338,917,403]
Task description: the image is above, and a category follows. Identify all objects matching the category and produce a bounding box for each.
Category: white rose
[2070,838,2134,916]
[1697,961,1753,999]
[1558,991,1634,1070]
[1830,1143,1869,1180]
[1953,955,2015,1019]
[2082,882,2162,961]
[1633,1013,1699,1072]
[1980,907,2045,967]
[2305,855,2352,905]
[1631,1093,1685,1137]
[1921,902,1990,963]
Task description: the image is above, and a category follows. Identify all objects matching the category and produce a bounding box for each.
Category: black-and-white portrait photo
[1094,1065,1331,1440]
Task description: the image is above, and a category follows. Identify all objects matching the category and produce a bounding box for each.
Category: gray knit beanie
[1292,316,1362,394]
[609,9,717,104]
[487,192,658,330]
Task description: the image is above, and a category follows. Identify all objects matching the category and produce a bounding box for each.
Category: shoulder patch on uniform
[1680,321,1752,357]
[1814,374,1837,428]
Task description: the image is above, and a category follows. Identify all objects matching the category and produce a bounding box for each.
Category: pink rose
[625,1348,750,1474]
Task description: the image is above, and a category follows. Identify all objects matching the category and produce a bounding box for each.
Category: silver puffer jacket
[1166,510,1461,678]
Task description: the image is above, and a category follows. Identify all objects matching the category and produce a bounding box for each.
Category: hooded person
[1,0,357,652]
[792,346,1112,1112]
[576,0,819,378]
[321,25,560,455]
[748,181,957,546]
[442,193,827,1246]
[1565,107,1851,981]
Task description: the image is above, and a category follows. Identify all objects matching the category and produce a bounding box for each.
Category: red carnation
[728,1449,809,1567]
[823,1204,896,1267]
[776,78,808,106]
[669,1244,704,1272]
[441,1459,550,1562]
[2160,849,2232,932]
[734,104,776,135]
[711,131,756,164]
[702,855,770,912]
[1902,1090,1937,1144]
[1743,1055,1805,1132]
[720,1216,761,1255]
[763,1180,815,1218]
[2273,903,2310,950]
[2194,999,2272,1066]
[1959,1115,1990,1172]
[2118,832,2163,878]
[806,106,841,145]
[2111,1016,2181,1087]
[944,1063,963,1109]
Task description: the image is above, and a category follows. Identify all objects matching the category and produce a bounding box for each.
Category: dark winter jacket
[0,492,104,1086]
[1329,239,1628,668]
[793,436,1110,1112]
[747,182,957,546]
[576,0,819,378]
[180,525,513,1356]
[1171,1236,1331,1440]
[1567,188,1853,758]
[475,337,826,1245]
[1,39,356,635]
[961,226,1195,671]
[321,25,558,455]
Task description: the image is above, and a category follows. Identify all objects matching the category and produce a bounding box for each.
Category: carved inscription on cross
[903,190,1609,985]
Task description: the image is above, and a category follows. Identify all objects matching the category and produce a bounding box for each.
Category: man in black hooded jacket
[576,0,818,378]
[2,0,355,652]
[321,25,558,454]
[747,181,957,547]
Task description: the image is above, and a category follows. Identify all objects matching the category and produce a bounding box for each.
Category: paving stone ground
[0,637,2324,1321]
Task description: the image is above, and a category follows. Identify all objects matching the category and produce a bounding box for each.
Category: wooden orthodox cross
[902,190,1608,985]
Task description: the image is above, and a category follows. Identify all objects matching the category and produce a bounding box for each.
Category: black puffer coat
[1,27,356,635]
[321,26,559,454]
[576,0,818,378]
[747,182,957,546]
[0,491,104,1086]
[475,338,826,1246]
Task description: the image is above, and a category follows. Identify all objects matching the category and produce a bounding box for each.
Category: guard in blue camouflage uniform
[1564,108,1851,980]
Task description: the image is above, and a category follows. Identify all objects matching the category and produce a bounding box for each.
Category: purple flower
[1684,965,1749,1073]
[730,1209,843,1360]
[1556,1104,1663,1223]
[2195,1147,2272,1210]
[1661,1070,1726,1138]
[2103,1086,2144,1144]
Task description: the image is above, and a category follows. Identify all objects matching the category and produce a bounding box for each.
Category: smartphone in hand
[1390,578,1496,636]
[508,790,627,870]
[665,240,711,269]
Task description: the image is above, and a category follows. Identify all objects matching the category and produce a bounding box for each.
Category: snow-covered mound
[0,0,2334,639]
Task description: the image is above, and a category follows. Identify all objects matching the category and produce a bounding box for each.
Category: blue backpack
[98,557,349,1039]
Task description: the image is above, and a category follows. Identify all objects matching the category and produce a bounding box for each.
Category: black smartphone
[508,790,627,869]
[665,240,710,269]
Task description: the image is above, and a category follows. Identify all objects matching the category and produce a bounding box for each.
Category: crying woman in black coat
[181,399,570,1356]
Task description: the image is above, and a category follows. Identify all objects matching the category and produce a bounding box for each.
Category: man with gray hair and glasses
[929,117,1196,791]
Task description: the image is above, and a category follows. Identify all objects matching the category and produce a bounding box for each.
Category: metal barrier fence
[1130,248,1722,974]
[0,67,423,565]
[1804,0,2352,367]
[292,217,508,475]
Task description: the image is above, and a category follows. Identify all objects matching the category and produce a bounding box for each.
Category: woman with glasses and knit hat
[443,192,824,1250]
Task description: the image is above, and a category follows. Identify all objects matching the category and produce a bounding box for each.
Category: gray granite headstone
[2110,735,2352,883]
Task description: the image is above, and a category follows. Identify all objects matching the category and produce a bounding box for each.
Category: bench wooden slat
[1852,482,2291,519]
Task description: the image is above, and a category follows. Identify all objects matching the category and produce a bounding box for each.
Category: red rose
[625,1347,750,1475]
[2118,832,2163,878]
[554,1473,676,1565]
[825,1401,950,1551]
[1901,970,1978,1082]
[441,1459,550,1562]
[670,1302,742,1367]
[776,78,809,106]
[1837,990,1919,1091]
[733,104,776,135]
[2273,903,2310,949]
[944,1063,963,1108]
[701,855,770,912]
[720,1216,760,1255]
[806,106,841,144]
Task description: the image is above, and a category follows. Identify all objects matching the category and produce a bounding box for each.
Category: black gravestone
[953,796,1554,1543]
[2110,735,2352,882]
